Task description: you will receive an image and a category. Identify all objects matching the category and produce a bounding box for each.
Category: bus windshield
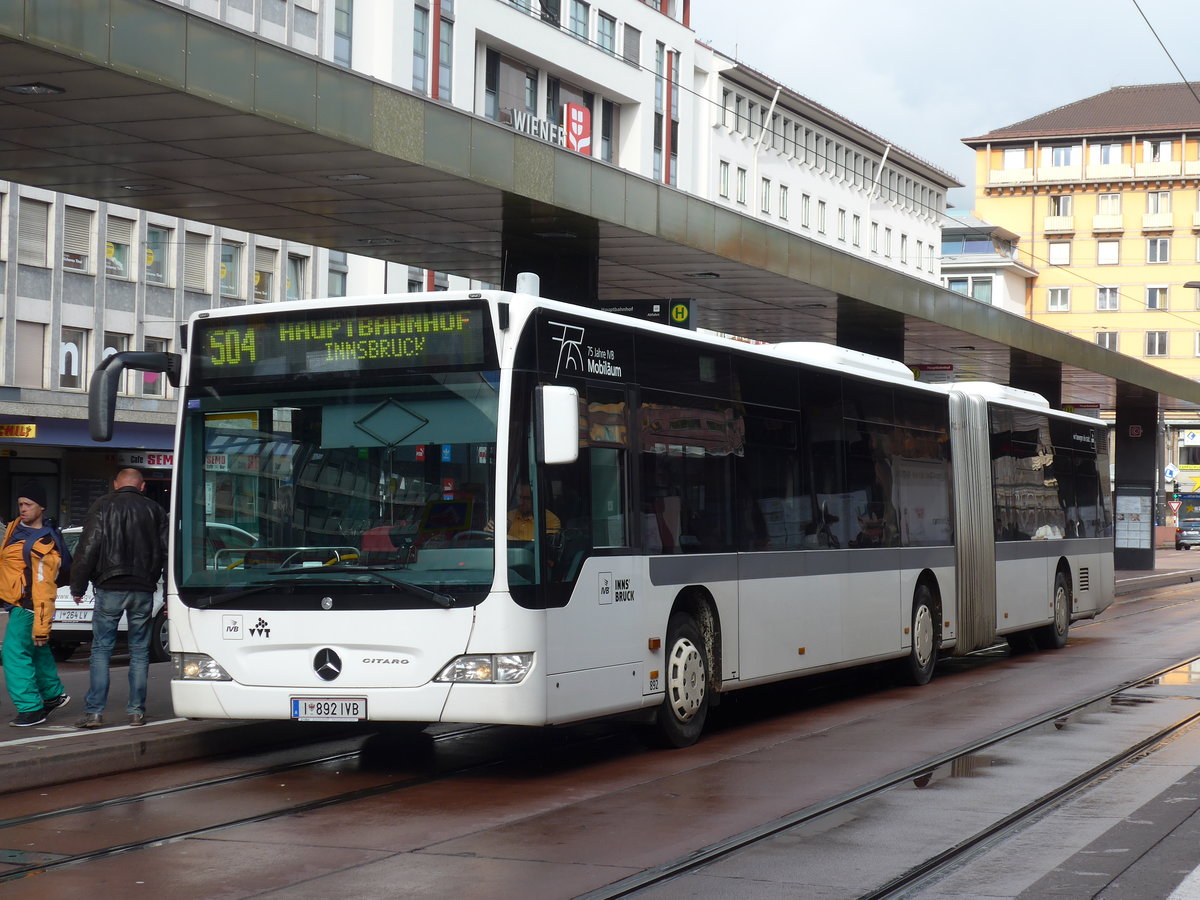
[175,371,500,606]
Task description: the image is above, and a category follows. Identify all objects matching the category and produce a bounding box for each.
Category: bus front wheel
[648,612,710,748]
[1035,571,1071,650]
[902,585,938,686]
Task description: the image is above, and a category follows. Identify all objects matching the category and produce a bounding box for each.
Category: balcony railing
[1092,214,1123,232]
[1043,216,1075,233]
[1142,212,1174,230]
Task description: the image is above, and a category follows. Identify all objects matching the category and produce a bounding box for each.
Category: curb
[0,720,353,794]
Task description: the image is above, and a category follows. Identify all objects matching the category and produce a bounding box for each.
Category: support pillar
[835,297,904,361]
[1008,349,1062,408]
[501,196,598,304]
[1113,385,1160,571]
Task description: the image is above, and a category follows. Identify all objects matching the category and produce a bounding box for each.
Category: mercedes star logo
[314,648,342,681]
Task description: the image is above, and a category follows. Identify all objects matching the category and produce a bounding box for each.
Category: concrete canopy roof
[1,3,1197,412]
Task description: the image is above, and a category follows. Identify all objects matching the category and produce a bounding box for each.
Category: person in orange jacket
[0,483,70,727]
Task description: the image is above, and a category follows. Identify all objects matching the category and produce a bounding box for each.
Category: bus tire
[1034,570,1071,650]
[648,612,709,748]
[902,584,937,686]
[150,608,171,663]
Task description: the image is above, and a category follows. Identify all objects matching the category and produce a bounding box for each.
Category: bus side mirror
[536,385,579,465]
[88,351,182,442]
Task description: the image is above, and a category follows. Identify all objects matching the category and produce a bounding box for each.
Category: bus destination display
[194,306,489,379]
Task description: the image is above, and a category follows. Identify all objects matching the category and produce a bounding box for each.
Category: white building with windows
[0,0,958,518]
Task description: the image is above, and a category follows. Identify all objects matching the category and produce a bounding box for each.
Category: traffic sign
[1169,500,1182,514]
[1165,463,1180,482]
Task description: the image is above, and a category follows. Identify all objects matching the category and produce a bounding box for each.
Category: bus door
[539,392,642,721]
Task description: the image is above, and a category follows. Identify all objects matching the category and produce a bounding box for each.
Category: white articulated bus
[90,277,1113,747]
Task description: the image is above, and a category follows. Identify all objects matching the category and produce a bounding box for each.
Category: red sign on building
[564,102,592,156]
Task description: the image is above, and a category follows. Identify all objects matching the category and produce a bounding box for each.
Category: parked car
[1176,518,1200,550]
[49,526,168,663]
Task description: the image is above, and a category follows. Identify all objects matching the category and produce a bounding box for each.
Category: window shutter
[18,198,49,265]
[63,207,92,267]
[107,217,133,245]
[184,232,207,291]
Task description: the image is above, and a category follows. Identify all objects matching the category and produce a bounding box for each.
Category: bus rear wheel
[902,584,937,685]
[1034,571,1071,650]
[648,612,709,748]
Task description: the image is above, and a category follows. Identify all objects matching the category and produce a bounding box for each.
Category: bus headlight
[435,653,533,684]
[172,652,232,681]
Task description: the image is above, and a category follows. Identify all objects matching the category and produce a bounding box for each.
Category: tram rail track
[579,654,1200,899]
[4,590,1199,895]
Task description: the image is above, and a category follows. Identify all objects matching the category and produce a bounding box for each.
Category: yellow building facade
[966,84,1200,379]
[965,84,1200,489]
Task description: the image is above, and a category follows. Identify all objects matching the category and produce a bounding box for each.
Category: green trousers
[2,607,66,713]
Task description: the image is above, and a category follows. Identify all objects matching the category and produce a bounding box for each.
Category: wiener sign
[503,102,592,155]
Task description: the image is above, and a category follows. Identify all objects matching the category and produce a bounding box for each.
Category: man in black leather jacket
[70,468,167,728]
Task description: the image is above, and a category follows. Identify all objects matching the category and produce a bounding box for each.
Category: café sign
[0,424,36,439]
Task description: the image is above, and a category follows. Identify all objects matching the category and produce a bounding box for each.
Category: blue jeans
[85,588,153,715]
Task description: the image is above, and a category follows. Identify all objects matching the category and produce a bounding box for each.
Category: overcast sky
[690,0,1200,209]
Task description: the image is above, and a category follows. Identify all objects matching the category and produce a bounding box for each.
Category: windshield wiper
[319,565,457,608]
[193,569,456,609]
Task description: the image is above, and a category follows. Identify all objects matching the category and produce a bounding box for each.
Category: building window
[484,49,537,121]
[801,194,811,228]
[102,332,129,394]
[1146,331,1169,356]
[1147,191,1171,213]
[716,161,729,198]
[60,326,88,390]
[17,198,49,266]
[254,246,277,302]
[870,221,878,251]
[900,233,908,263]
[286,255,306,301]
[818,200,827,234]
[1047,287,1070,311]
[883,226,891,256]
[1047,241,1071,265]
[1144,139,1172,162]
[412,5,428,93]
[597,12,616,54]
[1097,240,1119,265]
[1096,331,1118,351]
[62,206,92,273]
[1002,147,1024,169]
[146,225,170,286]
[761,178,771,214]
[837,208,846,240]
[1049,195,1072,216]
[779,185,788,220]
[1050,145,1078,166]
[14,321,46,388]
[1092,143,1122,165]
[327,249,348,297]
[735,167,746,204]
[184,232,207,292]
[1097,286,1119,311]
[600,98,618,163]
[438,14,453,102]
[1147,237,1170,263]
[852,215,861,247]
[333,0,352,67]
[1097,192,1121,215]
[569,0,588,39]
[142,337,168,397]
[622,23,640,65]
[948,277,968,296]
[220,241,242,297]
[106,218,133,278]
[1194,283,1200,310]
[1147,286,1168,310]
